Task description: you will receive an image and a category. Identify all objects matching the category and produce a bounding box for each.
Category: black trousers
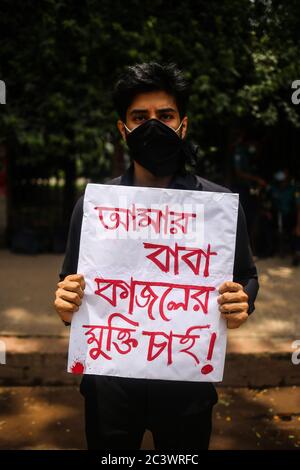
[80,375,218,450]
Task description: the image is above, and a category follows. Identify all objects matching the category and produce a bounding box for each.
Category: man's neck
[133,162,173,188]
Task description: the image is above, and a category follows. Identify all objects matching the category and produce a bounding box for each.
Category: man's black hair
[113,62,190,121]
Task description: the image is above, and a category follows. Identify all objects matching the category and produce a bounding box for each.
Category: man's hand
[54,274,86,324]
[217,281,249,329]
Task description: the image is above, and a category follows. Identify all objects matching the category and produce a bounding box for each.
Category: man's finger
[57,281,84,298]
[54,298,79,325]
[58,289,82,306]
[54,297,79,313]
[218,291,248,305]
[218,281,243,294]
[65,274,86,290]
[219,302,248,314]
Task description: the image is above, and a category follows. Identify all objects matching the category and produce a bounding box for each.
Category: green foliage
[0,0,299,175]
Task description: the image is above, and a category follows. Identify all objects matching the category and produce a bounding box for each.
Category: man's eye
[134,116,146,122]
[160,114,173,121]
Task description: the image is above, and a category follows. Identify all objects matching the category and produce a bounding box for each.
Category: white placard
[67,183,239,382]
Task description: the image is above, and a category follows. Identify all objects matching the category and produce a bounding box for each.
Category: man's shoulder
[74,194,84,209]
[195,175,232,194]
[73,177,122,213]
[71,194,84,223]
[106,175,123,185]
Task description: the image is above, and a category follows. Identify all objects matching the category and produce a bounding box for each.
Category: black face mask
[125,118,187,177]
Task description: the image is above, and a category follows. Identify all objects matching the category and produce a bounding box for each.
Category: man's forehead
[127,90,178,113]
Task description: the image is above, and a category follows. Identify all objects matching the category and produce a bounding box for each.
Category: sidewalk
[0,250,300,387]
[1,250,300,450]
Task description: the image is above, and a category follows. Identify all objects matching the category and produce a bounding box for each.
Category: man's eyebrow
[129,107,177,116]
[157,107,177,113]
[129,109,149,116]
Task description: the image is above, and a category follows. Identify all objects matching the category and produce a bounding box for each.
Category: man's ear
[117,120,127,141]
[181,116,188,139]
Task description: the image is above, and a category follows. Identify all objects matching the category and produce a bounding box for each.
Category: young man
[54,62,259,450]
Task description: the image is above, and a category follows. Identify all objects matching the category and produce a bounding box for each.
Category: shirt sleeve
[233,202,259,314]
[59,195,84,281]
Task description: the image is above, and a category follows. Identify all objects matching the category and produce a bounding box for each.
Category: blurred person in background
[231,130,267,252]
[270,169,300,265]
